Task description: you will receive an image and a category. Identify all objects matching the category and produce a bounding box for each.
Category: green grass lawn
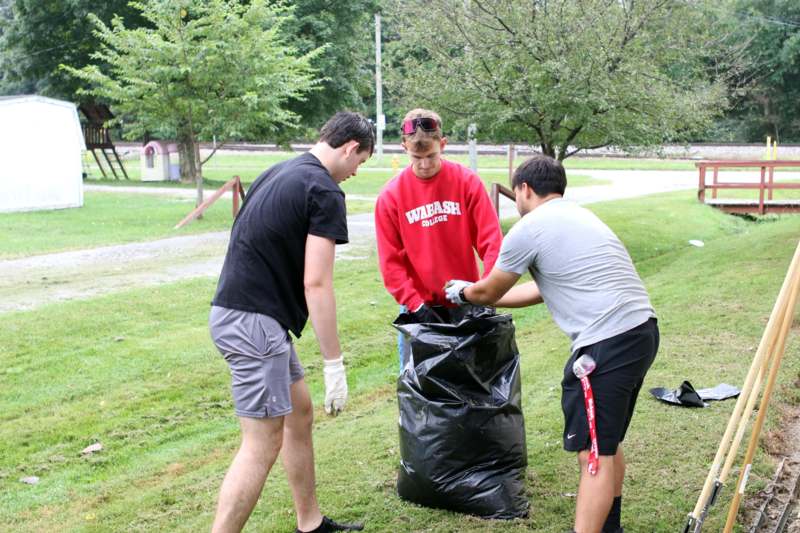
[0,191,386,260]
[0,193,235,259]
[3,172,604,259]
[90,151,697,183]
[85,152,608,196]
[2,191,799,531]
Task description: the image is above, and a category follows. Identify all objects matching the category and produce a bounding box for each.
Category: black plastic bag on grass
[394,306,529,519]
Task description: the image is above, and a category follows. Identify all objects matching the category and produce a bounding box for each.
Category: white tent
[0,95,86,212]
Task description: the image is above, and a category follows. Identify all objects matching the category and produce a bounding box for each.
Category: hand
[323,356,348,416]
[409,304,443,324]
[444,280,473,305]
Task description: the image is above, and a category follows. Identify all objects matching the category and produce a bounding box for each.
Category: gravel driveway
[2,169,700,314]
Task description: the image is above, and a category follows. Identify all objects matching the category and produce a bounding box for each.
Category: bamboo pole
[687,240,800,530]
[718,249,800,482]
[718,322,783,482]
[722,262,800,532]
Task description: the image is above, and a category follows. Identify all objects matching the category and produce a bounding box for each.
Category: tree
[0,0,145,99]
[718,0,800,142]
[64,0,320,205]
[385,0,738,159]
[276,0,379,135]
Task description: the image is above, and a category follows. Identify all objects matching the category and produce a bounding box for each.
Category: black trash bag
[649,381,740,408]
[394,306,529,519]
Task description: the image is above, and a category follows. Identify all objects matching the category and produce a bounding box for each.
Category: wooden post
[90,149,108,179]
[698,165,706,203]
[111,147,129,180]
[507,144,515,186]
[231,176,245,217]
[712,166,719,199]
[759,166,766,215]
[174,175,245,229]
[768,165,774,201]
[491,183,499,217]
[232,182,240,217]
[102,149,119,179]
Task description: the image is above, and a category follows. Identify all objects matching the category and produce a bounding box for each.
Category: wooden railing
[174,176,246,229]
[81,124,113,149]
[697,160,800,215]
[490,183,516,217]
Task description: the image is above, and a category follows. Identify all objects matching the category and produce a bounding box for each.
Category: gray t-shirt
[496,198,655,352]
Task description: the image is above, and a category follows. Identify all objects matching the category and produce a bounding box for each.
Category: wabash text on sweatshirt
[375,159,503,309]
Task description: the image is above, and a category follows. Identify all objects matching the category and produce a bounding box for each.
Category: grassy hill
[1,191,798,532]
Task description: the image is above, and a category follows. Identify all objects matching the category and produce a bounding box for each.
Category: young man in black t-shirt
[209,112,374,533]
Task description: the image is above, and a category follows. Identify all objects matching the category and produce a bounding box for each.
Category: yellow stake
[765,136,772,160]
[391,155,400,174]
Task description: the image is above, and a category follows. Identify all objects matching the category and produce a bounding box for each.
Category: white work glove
[323,356,348,416]
[444,280,473,305]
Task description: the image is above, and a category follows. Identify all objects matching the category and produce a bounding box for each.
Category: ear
[439,137,448,151]
[342,140,360,157]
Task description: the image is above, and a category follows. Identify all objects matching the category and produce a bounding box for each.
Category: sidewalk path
[3,170,702,314]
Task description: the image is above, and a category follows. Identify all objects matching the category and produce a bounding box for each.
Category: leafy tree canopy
[717,0,800,142]
[64,0,320,194]
[0,0,144,99]
[276,0,379,134]
[386,0,739,159]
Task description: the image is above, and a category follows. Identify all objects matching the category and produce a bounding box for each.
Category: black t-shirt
[212,152,348,337]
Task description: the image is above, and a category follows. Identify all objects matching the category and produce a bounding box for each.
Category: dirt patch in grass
[742,385,800,531]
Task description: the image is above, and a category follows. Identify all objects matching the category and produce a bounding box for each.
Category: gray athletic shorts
[209,306,305,418]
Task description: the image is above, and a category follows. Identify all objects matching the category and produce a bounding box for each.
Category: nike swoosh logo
[567,433,576,439]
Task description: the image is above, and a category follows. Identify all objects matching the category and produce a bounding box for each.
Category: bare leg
[574,453,616,533]
[212,416,284,533]
[614,444,625,497]
[282,378,323,532]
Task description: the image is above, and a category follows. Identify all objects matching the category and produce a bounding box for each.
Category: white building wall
[0,96,85,212]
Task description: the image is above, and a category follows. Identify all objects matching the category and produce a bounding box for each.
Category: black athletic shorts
[561,318,659,456]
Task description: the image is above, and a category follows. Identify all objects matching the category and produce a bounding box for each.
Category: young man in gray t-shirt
[445,155,659,533]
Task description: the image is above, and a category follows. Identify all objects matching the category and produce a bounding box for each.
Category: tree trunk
[541,143,557,160]
[194,140,203,208]
[178,141,193,184]
[177,121,203,210]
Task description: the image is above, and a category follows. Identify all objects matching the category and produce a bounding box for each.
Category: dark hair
[511,155,567,196]
[319,111,375,155]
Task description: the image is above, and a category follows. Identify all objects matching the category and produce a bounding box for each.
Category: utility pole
[468,123,478,172]
[375,12,384,160]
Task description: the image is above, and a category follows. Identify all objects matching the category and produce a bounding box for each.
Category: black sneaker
[295,515,364,533]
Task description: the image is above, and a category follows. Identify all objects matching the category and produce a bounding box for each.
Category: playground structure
[78,103,128,180]
[141,140,180,181]
[697,160,800,215]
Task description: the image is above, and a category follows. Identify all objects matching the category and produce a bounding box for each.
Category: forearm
[494,281,543,308]
[458,268,522,306]
[305,284,342,361]
[463,280,499,306]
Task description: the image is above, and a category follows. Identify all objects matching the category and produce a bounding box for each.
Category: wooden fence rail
[697,160,800,215]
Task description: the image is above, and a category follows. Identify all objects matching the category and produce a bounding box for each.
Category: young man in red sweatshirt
[374,108,503,371]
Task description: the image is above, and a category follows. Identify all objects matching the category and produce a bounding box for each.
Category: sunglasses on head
[401,117,440,135]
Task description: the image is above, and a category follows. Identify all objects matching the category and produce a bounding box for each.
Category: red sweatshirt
[375,159,503,310]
